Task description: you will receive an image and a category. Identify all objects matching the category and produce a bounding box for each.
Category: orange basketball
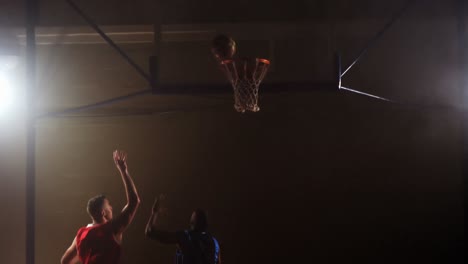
[211,34,236,61]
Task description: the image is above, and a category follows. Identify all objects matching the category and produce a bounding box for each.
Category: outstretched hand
[113,150,128,172]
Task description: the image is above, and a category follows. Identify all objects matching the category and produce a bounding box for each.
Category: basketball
[211,34,236,61]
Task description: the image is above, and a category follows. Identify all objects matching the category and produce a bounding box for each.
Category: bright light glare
[0,73,14,114]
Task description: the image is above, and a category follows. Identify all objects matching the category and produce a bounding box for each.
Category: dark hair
[87,195,107,221]
[192,209,208,231]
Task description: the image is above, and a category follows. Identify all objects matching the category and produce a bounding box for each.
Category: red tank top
[75,222,121,264]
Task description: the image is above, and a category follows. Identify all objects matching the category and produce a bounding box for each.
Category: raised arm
[61,237,79,264]
[111,150,141,235]
[145,195,179,243]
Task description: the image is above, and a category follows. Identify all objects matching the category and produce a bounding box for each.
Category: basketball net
[221,58,270,113]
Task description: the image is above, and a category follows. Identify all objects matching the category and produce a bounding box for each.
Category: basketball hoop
[221,58,270,113]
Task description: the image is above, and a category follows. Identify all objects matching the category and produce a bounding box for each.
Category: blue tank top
[175,230,220,264]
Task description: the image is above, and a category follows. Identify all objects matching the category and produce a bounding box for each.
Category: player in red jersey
[61,150,141,264]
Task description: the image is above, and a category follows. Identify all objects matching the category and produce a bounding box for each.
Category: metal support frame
[66,0,153,85]
[335,52,342,89]
[36,0,345,118]
[338,0,415,103]
[341,0,415,77]
[40,0,346,117]
[151,1,163,94]
[340,86,393,102]
[38,81,338,117]
[457,0,467,261]
[36,0,420,117]
[25,0,36,263]
[38,89,152,118]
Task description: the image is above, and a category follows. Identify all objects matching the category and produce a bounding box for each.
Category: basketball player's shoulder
[76,225,90,235]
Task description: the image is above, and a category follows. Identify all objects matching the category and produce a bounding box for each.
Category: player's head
[87,195,113,223]
[190,209,208,232]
